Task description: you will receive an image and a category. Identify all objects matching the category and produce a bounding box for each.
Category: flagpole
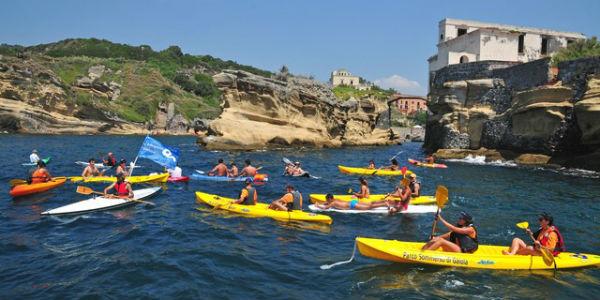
[129,134,148,177]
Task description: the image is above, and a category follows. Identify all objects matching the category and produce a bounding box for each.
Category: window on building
[457,28,467,36]
[567,39,574,46]
[518,34,525,54]
[417,102,420,109]
[350,80,353,85]
[404,102,408,110]
[459,55,469,64]
[541,38,548,55]
[440,34,444,40]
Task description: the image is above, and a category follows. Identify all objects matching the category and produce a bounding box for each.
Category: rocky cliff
[198,70,397,150]
[425,57,600,170]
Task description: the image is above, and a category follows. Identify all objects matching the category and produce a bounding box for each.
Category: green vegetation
[332,85,395,101]
[552,37,600,65]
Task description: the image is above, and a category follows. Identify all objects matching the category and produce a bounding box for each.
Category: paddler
[103,174,134,198]
[315,193,375,211]
[81,158,104,180]
[367,160,376,169]
[422,211,478,253]
[408,173,421,197]
[425,154,435,164]
[292,161,306,176]
[239,159,257,177]
[228,162,239,177]
[269,184,303,211]
[30,149,40,164]
[209,159,228,176]
[385,181,412,213]
[30,161,52,184]
[353,177,370,199]
[167,164,183,178]
[502,212,565,256]
[233,179,257,205]
[284,162,295,176]
[385,158,400,171]
[103,152,117,167]
[115,159,130,177]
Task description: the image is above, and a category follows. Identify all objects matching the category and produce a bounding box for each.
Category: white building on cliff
[428,18,586,72]
[330,69,371,90]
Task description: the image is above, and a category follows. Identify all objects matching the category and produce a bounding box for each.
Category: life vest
[286,191,302,210]
[409,180,421,197]
[31,169,48,184]
[534,226,565,256]
[240,187,256,205]
[114,182,129,197]
[450,224,478,253]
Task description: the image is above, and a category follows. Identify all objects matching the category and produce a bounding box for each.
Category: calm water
[1,135,599,299]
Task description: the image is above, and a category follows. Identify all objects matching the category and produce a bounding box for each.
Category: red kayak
[167,176,190,183]
[10,177,67,197]
[408,158,448,169]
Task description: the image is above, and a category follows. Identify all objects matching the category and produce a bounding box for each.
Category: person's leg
[516,246,541,256]
[269,200,287,211]
[438,239,462,252]
[502,238,527,255]
[422,237,443,250]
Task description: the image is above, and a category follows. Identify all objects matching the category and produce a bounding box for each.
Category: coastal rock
[574,75,600,145]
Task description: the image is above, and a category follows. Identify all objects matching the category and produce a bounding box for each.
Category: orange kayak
[9,177,67,197]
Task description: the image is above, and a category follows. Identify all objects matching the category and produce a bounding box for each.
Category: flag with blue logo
[137,136,180,169]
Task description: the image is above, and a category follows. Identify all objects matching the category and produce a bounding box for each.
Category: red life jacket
[534,226,565,256]
[114,182,129,197]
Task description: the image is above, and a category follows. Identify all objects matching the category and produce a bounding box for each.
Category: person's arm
[234,189,248,204]
[81,167,88,178]
[411,184,420,197]
[104,183,116,195]
[439,215,474,235]
[253,190,257,205]
[239,167,247,177]
[45,169,52,181]
[127,183,134,198]
[299,194,303,210]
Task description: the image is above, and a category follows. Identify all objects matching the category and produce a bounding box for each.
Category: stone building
[428,18,586,72]
[388,94,427,115]
[330,69,371,90]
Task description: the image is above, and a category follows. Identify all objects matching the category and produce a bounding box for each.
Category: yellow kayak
[70,173,169,183]
[309,194,435,205]
[356,237,600,270]
[338,165,414,176]
[195,191,332,224]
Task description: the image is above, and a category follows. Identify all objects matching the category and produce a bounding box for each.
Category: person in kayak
[30,161,52,184]
[103,152,117,167]
[315,193,375,210]
[115,159,130,177]
[385,182,413,213]
[167,165,183,178]
[284,162,295,176]
[353,177,370,199]
[30,149,40,164]
[209,159,228,176]
[367,160,376,169]
[502,212,565,256]
[408,173,421,197]
[103,174,134,198]
[292,161,306,176]
[233,179,258,205]
[422,211,478,253]
[269,184,303,211]
[425,155,435,164]
[82,158,104,180]
[384,159,400,171]
[228,162,239,177]
[240,159,257,177]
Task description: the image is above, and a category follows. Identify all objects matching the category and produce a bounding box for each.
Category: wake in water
[445,155,517,167]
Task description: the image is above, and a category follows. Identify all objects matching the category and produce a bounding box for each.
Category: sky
[1,0,599,95]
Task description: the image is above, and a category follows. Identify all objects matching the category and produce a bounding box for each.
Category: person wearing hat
[233,178,258,205]
[269,184,303,211]
[30,160,52,184]
[408,173,421,197]
[30,149,40,164]
[115,159,130,177]
[422,211,478,253]
[103,174,133,198]
[503,212,565,256]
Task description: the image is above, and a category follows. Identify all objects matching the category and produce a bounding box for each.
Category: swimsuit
[349,200,358,209]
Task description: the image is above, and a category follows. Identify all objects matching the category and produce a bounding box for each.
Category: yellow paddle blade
[9,179,28,187]
[76,186,94,195]
[435,185,448,208]
[540,247,555,266]
[347,188,353,194]
[516,222,529,229]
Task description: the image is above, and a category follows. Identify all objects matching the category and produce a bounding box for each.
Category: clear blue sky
[1,0,598,95]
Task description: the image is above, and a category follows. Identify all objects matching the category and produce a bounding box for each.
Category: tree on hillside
[552,36,600,65]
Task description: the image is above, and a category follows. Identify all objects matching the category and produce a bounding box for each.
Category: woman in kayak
[233,179,257,205]
[103,174,134,198]
[367,160,376,169]
[502,212,565,256]
[30,161,52,184]
[353,177,370,199]
[425,155,435,164]
[315,194,375,210]
[270,184,303,211]
[384,159,400,171]
[82,158,104,180]
[228,162,239,177]
[115,159,130,177]
[422,211,478,253]
[385,181,412,214]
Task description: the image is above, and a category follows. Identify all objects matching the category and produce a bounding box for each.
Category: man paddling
[270,184,303,211]
[30,149,41,164]
[384,159,400,171]
[502,212,565,256]
[240,159,257,177]
[103,152,117,168]
[233,179,257,205]
[209,159,228,176]
[422,211,478,253]
[30,161,52,184]
[425,155,435,164]
[103,174,133,198]
[81,158,104,180]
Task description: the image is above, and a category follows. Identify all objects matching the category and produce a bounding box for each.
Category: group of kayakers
[283,161,306,176]
[233,178,303,211]
[208,159,257,178]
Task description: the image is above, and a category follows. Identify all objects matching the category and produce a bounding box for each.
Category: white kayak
[41,187,161,216]
[308,204,438,214]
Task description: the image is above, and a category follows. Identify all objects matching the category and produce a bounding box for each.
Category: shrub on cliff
[552,37,600,65]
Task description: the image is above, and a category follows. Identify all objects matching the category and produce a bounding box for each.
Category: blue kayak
[191,173,268,182]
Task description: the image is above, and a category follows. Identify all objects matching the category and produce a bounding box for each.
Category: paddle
[371,151,404,176]
[516,221,555,267]
[76,186,155,206]
[429,185,449,240]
